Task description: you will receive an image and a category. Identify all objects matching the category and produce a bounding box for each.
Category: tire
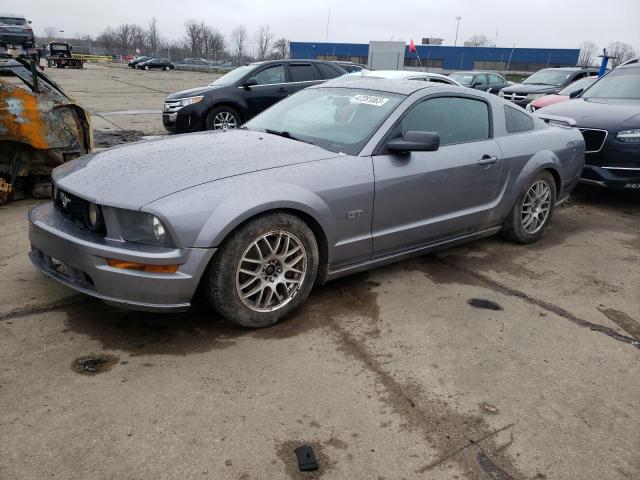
[204,213,319,328]
[205,106,241,131]
[164,66,170,71]
[501,170,556,244]
[144,65,150,70]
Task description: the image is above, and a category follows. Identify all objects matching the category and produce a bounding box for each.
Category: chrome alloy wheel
[521,179,552,234]
[213,111,237,130]
[235,231,307,312]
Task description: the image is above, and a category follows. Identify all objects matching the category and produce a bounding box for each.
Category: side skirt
[326,226,502,282]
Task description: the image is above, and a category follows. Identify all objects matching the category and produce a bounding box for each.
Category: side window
[289,64,320,82]
[400,97,490,146]
[574,72,587,80]
[428,77,451,84]
[504,105,534,133]
[474,74,489,85]
[315,63,341,79]
[253,65,285,85]
[489,74,503,85]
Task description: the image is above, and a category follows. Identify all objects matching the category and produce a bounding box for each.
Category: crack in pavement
[437,257,640,351]
[109,77,172,94]
[0,296,88,322]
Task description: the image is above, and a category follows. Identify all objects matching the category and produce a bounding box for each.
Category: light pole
[454,17,462,47]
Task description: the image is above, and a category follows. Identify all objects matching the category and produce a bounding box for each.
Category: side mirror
[471,81,480,88]
[386,131,440,153]
[569,88,583,99]
[242,78,257,89]
[28,20,32,24]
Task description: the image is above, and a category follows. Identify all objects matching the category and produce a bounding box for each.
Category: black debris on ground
[72,354,118,375]
[468,298,504,311]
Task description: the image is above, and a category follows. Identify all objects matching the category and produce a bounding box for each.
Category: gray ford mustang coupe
[28,78,585,327]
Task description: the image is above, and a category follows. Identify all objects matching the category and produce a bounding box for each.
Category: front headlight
[179,95,204,107]
[115,209,175,247]
[498,91,505,97]
[616,129,640,142]
[526,93,545,100]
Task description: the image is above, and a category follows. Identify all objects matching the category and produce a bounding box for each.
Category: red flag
[409,38,416,53]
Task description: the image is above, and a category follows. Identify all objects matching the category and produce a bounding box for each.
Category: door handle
[277,87,287,92]
[478,155,498,166]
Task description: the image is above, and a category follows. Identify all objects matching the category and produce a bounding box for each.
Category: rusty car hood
[52,129,341,209]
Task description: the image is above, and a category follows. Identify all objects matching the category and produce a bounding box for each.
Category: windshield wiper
[263,129,314,145]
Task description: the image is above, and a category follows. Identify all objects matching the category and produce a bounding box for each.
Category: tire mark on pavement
[0,296,88,322]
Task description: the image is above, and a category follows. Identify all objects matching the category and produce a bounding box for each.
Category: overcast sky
[18,0,640,52]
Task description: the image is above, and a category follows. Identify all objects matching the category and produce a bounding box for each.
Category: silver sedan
[29,78,585,327]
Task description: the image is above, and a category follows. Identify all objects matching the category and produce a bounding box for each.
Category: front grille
[164,100,182,113]
[54,188,106,236]
[503,92,528,102]
[579,128,608,153]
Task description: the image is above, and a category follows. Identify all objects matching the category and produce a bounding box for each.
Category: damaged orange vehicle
[0,57,91,202]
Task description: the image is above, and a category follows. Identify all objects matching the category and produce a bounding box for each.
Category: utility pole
[454,16,462,47]
[325,8,331,44]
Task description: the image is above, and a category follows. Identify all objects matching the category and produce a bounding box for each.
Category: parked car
[449,71,510,94]
[537,59,640,189]
[526,76,598,112]
[333,61,367,72]
[29,78,584,328]
[500,67,599,108]
[359,70,461,85]
[137,58,174,70]
[163,59,347,133]
[178,57,211,65]
[128,56,151,68]
[0,13,34,52]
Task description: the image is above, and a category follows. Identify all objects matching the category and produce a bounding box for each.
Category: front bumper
[579,134,640,189]
[28,203,216,312]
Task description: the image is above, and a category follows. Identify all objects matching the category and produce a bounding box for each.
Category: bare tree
[114,24,134,53]
[184,19,204,56]
[230,25,247,63]
[272,38,290,59]
[147,17,160,55]
[465,34,493,47]
[577,41,598,66]
[606,41,637,68]
[130,24,146,52]
[203,27,225,61]
[97,26,118,54]
[43,26,58,40]
[254,25,273,60]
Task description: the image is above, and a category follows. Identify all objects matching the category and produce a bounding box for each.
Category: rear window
[290,64,319,82]
[504,105,534,133]
[0,17,27,25]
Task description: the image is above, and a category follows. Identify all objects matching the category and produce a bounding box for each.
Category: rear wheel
[204,213,319,328]
[501,171,556,243]
[164,66,170,71]
[205,106,240,131]
[144,65,150,70]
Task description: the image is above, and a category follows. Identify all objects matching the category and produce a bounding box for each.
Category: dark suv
[163,59,346,133]
[538,59,640,189]
[0,14,34,52]
[500,67,599,108]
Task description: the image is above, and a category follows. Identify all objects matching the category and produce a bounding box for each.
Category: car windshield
[558,77,597,95]
[582,68,640,100]
[523,70,573,86]
[449,73,474,85]
[210,65,255,86]
[245,87,405,155]
[0,17,27,25]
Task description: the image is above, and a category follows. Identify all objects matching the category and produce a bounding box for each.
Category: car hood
[538,98,640,131]
[52,129,339,209]
[166,84,224,99]
[501,83,559,94]
[531,94,568,108]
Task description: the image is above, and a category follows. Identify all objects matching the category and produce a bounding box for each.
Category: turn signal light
[106,259,179,273]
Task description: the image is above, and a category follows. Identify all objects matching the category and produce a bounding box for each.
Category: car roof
[365,70,450,79]
[542,67,597,71]
[317,76,444,95]
[249,59,334,66]
[618,58,640,68]
[452,70,499,75]
[0,13,26,18]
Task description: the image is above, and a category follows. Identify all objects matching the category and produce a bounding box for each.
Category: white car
[351,69,462,86]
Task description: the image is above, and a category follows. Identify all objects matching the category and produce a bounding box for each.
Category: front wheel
[144,65,150,70]
[205,106,240,131]
[164,66,170,71]
[204,213,319,328]
[501,171,556,244]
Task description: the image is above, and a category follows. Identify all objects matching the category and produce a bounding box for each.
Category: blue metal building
[290,41,580,73]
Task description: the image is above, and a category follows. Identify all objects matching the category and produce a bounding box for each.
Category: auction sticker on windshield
[350,94,389,106]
